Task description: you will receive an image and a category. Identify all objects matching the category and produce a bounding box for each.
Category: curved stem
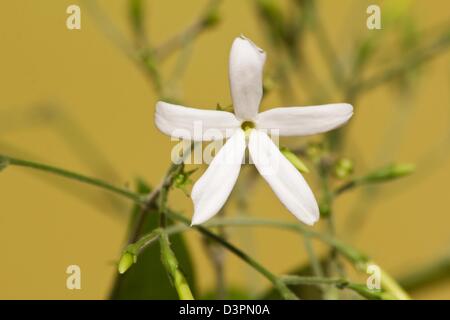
[168,212,298,300]
[1,154,409,299]
[2,155,142,203]
[1,154,297,299]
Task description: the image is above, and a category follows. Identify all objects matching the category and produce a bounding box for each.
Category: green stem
[1,155,142,203]
[134,214,409,300]
[303,237,324,278]
[2,154,410,300]
[377,265,411,300]
[281,275,346,286]
[280,275,399,300]
[399,256,450,291]
[168,212,298,300]
[167,215,410,300]
[350,29,450,96]
[153,0,222,60]
[159,229,195,300]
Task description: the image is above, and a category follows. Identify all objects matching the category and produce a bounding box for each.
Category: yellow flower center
[241,121,255,132]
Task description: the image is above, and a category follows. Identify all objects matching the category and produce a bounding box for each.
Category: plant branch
[159,229,195,300]
[399,256,450,292]
[153,0,222,60]
[167,211,298,300]
[0,155,142,203]
[128,142,196,242]
[349,29,450,97]
[1,155,409,300]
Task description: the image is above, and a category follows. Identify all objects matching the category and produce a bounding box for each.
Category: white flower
[155,35,353,226]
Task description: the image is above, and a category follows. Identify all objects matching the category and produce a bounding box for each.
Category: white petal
[256,103,353,136]
[155,101,240,141]
[248,130,319,225]
[191,129,246,225]
[229,36,266,121]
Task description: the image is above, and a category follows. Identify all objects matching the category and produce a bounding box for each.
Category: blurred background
[0,0,449,299]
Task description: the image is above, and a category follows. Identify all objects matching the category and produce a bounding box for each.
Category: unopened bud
[363,163,415,183]
[280,147,309,173]
[334,158,354,179]
[118,252,136,274]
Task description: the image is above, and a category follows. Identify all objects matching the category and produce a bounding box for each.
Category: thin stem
[399,256,450,292]
[128,142,196,242]
[280,275,399,300]
[281,275,346,286]
[311,7,344,90]
[1,155,409,300]
[303,237,324,278]
[143,214,409,300]
[153,0,222,60]
[168,212,298,300]
[378,266,411,300]
[303,236,327,297]
[334,180,357,196]
[1,155,142,203]
[201,208,227,299]
[159,229,195,300]
[84,0,162,93]
[349,29,450,96]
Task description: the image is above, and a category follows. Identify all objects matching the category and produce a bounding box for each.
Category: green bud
[118,252,136,274]
[280,147,309,173]
[174,168,197,190]
[0,156,10,172]
[362,163,415,183]
[334,158,354,179]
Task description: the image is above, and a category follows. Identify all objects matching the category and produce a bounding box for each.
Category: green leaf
[109,179,196,299]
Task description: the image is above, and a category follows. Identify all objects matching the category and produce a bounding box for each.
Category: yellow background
[0,0,449,299]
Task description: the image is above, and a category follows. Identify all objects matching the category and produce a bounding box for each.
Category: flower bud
[334,158,354,179]
[280,147,309,173]
[362,163,415,183]
[118,252,136,274]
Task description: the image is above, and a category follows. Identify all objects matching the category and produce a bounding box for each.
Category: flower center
[241,121,255,132]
